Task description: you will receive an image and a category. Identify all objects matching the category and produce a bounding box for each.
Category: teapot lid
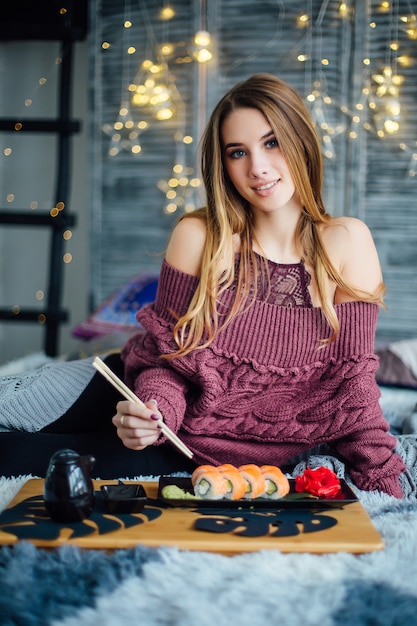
[50,449,81,464]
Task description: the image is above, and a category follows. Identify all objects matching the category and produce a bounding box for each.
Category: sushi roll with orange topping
[218,464,247,500]
[191,466,229,499]
[238,464,266,499]
[260,465,290,499]
[191,464,217,485]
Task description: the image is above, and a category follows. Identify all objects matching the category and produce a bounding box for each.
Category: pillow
[389,338,417,377]
[72,272,159,340]
[376,346,417,389]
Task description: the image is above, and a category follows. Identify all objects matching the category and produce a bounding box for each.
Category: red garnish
[295,466,341,497]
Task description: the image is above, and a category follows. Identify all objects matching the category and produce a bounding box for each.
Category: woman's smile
[252,179,279,194]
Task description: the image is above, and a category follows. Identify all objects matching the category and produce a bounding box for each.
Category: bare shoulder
[319,216,383,300]
[320,215,373,244]
[320,216,377,261]
[165,213,207,277]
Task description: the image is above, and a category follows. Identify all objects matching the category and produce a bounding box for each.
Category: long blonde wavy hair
[166,73,384,358]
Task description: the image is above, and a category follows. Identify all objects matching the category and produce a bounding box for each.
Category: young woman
[114,73,405,497]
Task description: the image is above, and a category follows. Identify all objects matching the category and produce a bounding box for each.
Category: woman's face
[221,107,301,215]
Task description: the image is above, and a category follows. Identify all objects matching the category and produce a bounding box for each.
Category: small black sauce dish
[101,480,147,514]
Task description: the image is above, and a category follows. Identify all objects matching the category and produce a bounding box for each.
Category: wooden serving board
[0,479,384,555]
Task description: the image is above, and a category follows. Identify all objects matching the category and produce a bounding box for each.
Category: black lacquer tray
[158,476,358,509]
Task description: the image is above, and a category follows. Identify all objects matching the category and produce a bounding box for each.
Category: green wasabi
[161,484,202,500]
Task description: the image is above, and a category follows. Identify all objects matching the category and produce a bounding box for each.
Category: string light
[302,3,346,162]
[5,0,416,239]
[103,106,146,157]
[397,54,413,67]
[159,5,175,21]
[339,3,350,18]
[372,65,404,97]
[291,0,414,184]
[130,61,178,121]
[296,13,309,28]
[409,153,417,176]
[157,132,202,214]
[368,0,406,138]
[370,68,403,135]
[99,0,214,196]
[105,0,150,155]
[378,1,391,13]
[190,0,213,65]
[400,14,417,39]
[191,30,213,63]
[110,0,210,214]
[400,142,417,177]
[309,91,346,159]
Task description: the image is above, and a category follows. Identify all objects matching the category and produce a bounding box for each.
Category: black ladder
[0,2,88,356]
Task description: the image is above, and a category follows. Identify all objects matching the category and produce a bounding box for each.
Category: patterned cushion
[72,273,158,340]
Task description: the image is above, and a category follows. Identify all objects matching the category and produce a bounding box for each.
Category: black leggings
[0,354,197,478]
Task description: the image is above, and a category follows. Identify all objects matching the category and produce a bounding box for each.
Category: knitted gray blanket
[0,358,96,432]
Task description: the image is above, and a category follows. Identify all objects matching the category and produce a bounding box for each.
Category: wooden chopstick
[93,356,193,459]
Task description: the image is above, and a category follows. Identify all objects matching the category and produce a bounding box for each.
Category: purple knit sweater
[122,259,405,497]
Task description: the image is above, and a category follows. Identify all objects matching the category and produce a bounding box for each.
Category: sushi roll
[238,464,266,499]
[218,464,247,500]
[191,464,217,485]
[191,466,229,499]
[260,465,290,499]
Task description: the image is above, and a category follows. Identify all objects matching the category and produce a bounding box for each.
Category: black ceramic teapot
[44,449,96,522]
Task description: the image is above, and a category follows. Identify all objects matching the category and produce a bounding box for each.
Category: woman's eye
[229,149,246,159]
[266,138,278,149]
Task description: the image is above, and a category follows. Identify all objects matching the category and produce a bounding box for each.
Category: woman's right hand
[112,398,162,450]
